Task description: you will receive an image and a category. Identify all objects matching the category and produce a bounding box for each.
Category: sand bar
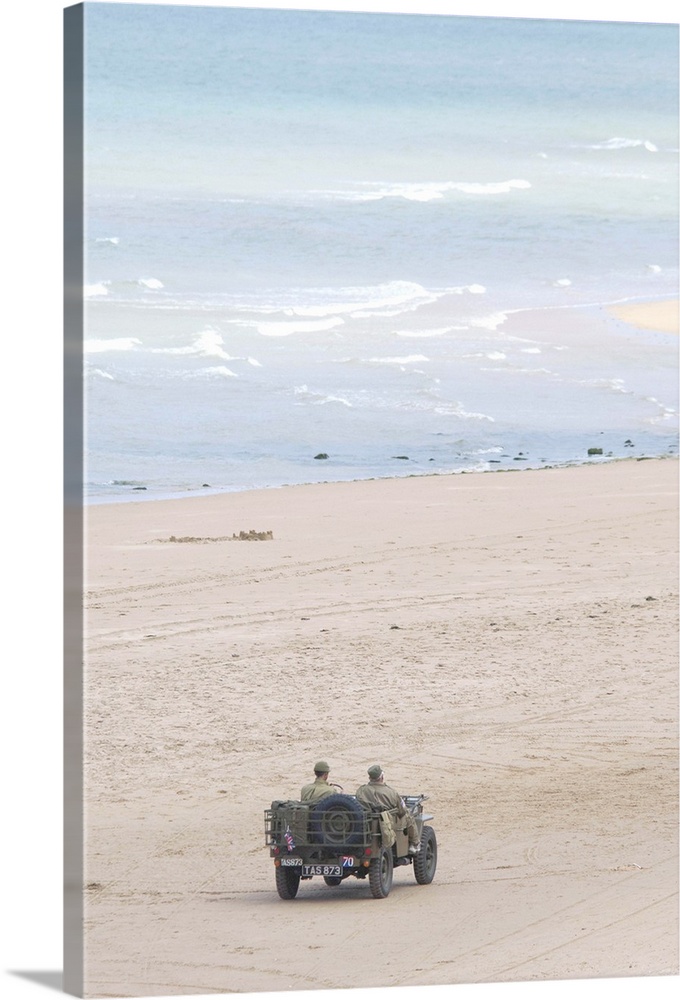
[83,458,678,996]
[609,299,678,334]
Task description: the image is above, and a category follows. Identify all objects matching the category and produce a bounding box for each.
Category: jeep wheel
[275,865,301,899]
[310,793,366,849]
[369,847,393,898]
[413,825,437,885]
[323,875,343,887]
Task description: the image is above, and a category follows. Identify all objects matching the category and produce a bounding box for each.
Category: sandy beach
[80,456,678,997]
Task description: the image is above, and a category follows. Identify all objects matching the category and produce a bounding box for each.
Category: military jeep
[264,792,436,899]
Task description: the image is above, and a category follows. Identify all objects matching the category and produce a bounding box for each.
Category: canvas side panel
[63,3,84,997]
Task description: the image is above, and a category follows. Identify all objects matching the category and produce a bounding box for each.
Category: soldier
[355,764,421,854]
[300,760,335,802]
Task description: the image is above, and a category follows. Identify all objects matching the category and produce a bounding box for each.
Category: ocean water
[81,3,679,501]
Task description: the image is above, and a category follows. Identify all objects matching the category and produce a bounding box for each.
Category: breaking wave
[582,137,658,152]
[313,179,532,201]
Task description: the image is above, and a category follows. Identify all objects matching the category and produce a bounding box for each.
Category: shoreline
[85,452,679,508]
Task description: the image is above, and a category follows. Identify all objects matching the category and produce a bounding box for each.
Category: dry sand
[82,458,679,997]
[609,299,679,335]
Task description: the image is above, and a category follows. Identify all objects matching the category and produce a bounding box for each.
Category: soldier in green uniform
[355,764,421,853]
[300,760,335,802]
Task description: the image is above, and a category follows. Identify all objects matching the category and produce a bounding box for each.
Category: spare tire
[310,794,366,848]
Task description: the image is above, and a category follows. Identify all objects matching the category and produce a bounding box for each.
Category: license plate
[302,864,341,877]
[280,856,302,866]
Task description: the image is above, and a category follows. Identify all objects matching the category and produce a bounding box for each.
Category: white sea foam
[585,137,658,152]
[187,329,230,358]
[439,284,487,297]
[433,403,495,421]
[646,264,662,273]
[90,368,114,379]
[451,180,531,195]
[481,365,554,377]
[366,354,430,365]
[352,283,484,320]
[646,405,677,425]
[256,317,345,336]
[554,278,572,287]
[465,350,507,361]
[84,337,142,353]
[294,385,352,406]
[150,330,263,369]
[138,277,164,290]
[233,281,482,325]
[94,236,120,245]
[503,333,543,345]
[352,308,408,319]
[581,377,631,393]
[287,281,434,318]
[323,395,353,406]
[349,297,439,319]
[521,348,542,354]
[203,365,238,377]
[470,312,508,331]
[395,327,458,338]
[84,282,110,298]
[315,179,532,202]
[599,171,652,180]
[153,329,235,360]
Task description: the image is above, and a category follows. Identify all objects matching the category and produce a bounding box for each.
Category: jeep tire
[369,846,393,898]
[275,865,301,899]
[413,825,437,885]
